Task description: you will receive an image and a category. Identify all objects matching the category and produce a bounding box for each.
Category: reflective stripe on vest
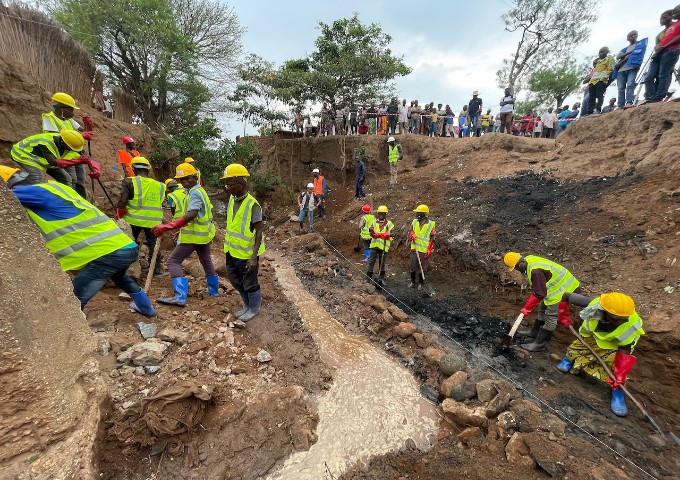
[42,112,78,133]
[123,176,165,227]
[167,190,187,219]
[179,186,215,245]
[369,220,394,252]
[525,255,580,305]
[313,176,325,195]
[388,144,400,163]
[11,133,61,171]
[360,214,375,240]
[23,182,132,271]
[411,219,435,253]
[223,193,266,259]
[579,297,645,350]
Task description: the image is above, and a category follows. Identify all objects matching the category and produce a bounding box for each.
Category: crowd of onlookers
[294,5,680,140]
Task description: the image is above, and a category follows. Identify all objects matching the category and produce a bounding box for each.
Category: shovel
[376,250,386,287]
[567,324,680,445]
[414,246,435,297]
[143,240,162,293]
[502,313,525,348]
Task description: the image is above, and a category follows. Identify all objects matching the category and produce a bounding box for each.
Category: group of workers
[3,91,266,324]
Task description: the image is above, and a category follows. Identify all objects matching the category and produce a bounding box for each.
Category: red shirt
[659,22,680,51]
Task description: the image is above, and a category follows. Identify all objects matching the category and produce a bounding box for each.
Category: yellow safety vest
[11,133,61,171]
[525,255,580,305]
[369,220,394,252]
[179,186,216,245]
[411,219,436,253]
[579,297,645,351]
[223,193,266,259]
[22,181,133,271]
[123,176,165,227]
[360,214,375,240]
[388,144,400,164]
[167,189,188,220]
[42,111,79,133]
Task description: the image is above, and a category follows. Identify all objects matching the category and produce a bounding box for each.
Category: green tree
[496,0,599,91]
[273,13,411,111]
[528,59,588,110]
[52,0,243,131]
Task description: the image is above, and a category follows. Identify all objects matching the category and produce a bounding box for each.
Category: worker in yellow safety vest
[0,165,155,316]
[386,136,403,188]
[358,203,375,263]
[118,137,140,177]
[41,92,93,197]
[555,292,644,417]
[221,163,265,322]
[409,204,436,290]
[116,157,166,277]
[504,252,582,352]
[152,162,218,306]
[11,130,98,187]
[366,205,393,285]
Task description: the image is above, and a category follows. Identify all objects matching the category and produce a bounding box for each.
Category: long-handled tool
[503,313,525,348]
[413,245,435,297]
[376,250,386,287]
[87,139,96,202]
[567,325,680,445]
[143,240,162,293]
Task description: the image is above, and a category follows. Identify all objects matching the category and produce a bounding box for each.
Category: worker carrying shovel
[555,292,644,417]
[366,205,393,285]
[504,252,581,351]
[409,204,436,290]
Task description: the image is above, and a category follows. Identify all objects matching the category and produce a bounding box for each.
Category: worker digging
[409,204,436,293]
[366,204,393,286]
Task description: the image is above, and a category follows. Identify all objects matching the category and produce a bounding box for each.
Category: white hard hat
[306,182,314,188]
[312,168,320,173]
[387,136,395,142]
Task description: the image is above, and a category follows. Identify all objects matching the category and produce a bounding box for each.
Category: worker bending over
[409,204,436,289]
[0,166,155,316]
[358,204,375,263]
[222,164,265,321]
[117,157,166,277]
[366,205,393,285]
[556,292,644,417]
[152,162,218,306]
[504,252,581,352]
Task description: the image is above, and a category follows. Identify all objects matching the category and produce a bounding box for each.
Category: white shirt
[499,95,515,113]
[398,104,408,122]
[542,112,557,128]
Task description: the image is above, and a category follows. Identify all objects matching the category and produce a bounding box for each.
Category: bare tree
[497,0,599,91]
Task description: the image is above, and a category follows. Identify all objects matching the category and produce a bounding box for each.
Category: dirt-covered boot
[520,328,553,352]
[518,320,543,340]
[234,290,249,318]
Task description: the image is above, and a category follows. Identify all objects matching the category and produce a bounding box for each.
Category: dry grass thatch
[0,2,96,106]
[112,87,135,124]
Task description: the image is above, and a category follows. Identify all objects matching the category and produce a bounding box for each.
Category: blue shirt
[558,110,571,128]
[187,185,208,217]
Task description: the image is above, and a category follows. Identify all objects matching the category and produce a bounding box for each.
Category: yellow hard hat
[504,252,521,271]
[130,156,151,169]
[185,157,195,163]
[220,163,250,179]
[377,205,388,213]
[0,166,21,182]
[413,204,429,213]
[51,92,79,109]
[600,292,635,317]
[175,162,198,179]
[164,178,178,187]
[60,130,84,152]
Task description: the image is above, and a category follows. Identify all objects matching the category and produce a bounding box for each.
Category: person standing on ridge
[555,291,644,417]
[499,88,515,134]
[152,162,219,306]
[587,47,616,114]
[118,137,140,177]
[614,30,647,108]
[221,164,265,322]
[468,91,483,137]
[387,136,403,188]
[358,204,375,263]
[312,167,327,217]
[409,205,436,289]
[366,205,393,285]
[503,252,582,352]
[116,157,166,278]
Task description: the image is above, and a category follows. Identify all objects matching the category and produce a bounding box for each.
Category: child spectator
[533,116,543,138]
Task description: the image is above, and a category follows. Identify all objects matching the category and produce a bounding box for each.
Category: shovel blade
[502,335,513,348]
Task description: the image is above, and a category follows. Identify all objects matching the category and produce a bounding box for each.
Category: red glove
[557,301,572,328]
[608,352,637,388]
[116,208,127,220]
[520,294,541,316]
[369,231,377,238]
[82,115,93,130]
[424,241,434,259]
[78,154,91,164]
[81,131,93,141]
[152,217,188,236]
[379,232,391,240]
[409,230,416,242]
[87,160,101,179]
[56,158,86,169]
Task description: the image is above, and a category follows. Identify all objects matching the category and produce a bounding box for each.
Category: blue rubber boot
[234,290,250,318]
[611,388,628,417]
[206,274,220,297]
[363,249,370,263]
[129,290,156,317]
[157,277,188,306]
[239,289,262,322]
[556,357,573,373]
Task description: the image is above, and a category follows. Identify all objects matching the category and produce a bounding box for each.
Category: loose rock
[457,426,483,448]
[257,350,273,363]
[394,322,417,339]
[387,305,410,322]
[137,322,157,339]
[422,346,446,365]
[116,340,170,366]
[158,327,191,345]
[505,432,536,468]
[441,399,488,428]
[439,352,467,376]
[440,371,468,397]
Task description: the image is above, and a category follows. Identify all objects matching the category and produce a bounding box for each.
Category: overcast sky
[224,0,665,137]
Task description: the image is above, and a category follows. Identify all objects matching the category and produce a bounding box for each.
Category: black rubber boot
[520,328,553,352]
[518,320,543,340]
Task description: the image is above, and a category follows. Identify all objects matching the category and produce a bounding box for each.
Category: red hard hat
[362,204,371,213]
[122,136,135,144]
